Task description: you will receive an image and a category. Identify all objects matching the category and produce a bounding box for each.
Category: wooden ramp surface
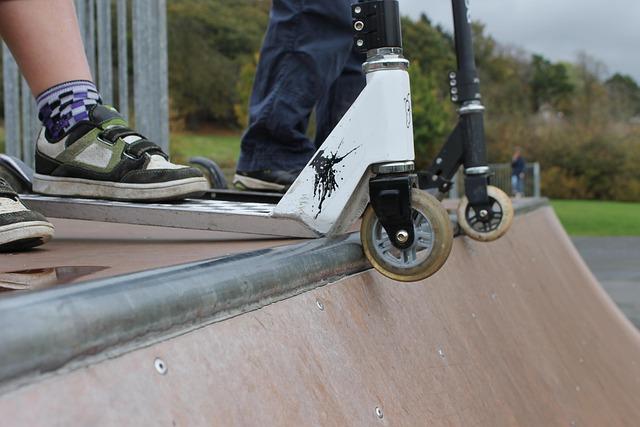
[0,218,296,286]
[0,206,639,426]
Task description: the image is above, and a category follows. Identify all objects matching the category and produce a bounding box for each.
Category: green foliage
[167,0,269,128]
[471,24,532,116]
[409,63,452,168]
[530,54,574,112]
[401,16,457,167]
[606,73,640,118]
[402,15,455,91]
[161,4,640,202]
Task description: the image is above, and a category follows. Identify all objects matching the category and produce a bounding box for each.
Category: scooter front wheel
[360,189,453,282]
[457,185,513,242]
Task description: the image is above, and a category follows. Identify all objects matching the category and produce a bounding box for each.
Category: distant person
[511,148,526,198]
[233,0,366,192]
[0,0,207,252]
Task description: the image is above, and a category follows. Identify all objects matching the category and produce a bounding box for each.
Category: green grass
[170,132,241,183]
[170,132,241,168]
[551,200,640,236]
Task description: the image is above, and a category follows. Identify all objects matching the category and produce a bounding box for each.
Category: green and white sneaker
[33,105,208,202]
[0,178,54,252]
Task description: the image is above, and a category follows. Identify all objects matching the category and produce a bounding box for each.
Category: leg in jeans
[235,0,365,192]
[315,47,365,147]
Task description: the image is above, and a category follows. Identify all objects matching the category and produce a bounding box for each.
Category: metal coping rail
[0,198,548,393]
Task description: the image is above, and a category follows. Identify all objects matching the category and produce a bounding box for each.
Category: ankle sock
[36,80,102,141]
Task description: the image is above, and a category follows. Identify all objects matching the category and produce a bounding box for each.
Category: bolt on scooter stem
[352,0,402,53]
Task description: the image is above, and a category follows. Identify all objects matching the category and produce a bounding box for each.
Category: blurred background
[0,0,638,322]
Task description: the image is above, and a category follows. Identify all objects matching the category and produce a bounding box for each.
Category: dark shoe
[233,169,299,193]
[0,178,54,252]
[33,105,209,202]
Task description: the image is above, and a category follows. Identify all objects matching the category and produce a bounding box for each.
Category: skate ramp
[0,202,638,426]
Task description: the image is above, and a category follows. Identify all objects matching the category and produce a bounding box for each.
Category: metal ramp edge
[0,198,548,394]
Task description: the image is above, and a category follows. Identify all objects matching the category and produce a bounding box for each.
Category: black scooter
[417,0,513,241]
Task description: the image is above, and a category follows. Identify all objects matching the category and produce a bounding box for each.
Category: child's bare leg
[0,0,207,252]
[0,0,92,95]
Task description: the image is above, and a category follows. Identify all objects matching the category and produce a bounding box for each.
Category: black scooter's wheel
[361,189,454,283]
[457,185,513,242]
[188,157,228,189]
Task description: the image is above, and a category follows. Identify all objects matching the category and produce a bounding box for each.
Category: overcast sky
[401,0,640,82]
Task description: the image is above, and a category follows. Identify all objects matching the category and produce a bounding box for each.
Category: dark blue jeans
[237,0,366,173]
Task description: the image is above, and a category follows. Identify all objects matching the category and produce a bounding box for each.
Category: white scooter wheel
[361,188,453,282]
[457,185,514,242]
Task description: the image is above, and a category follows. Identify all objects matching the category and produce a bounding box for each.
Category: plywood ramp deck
[0,205,639,426]
[0,218,297,283]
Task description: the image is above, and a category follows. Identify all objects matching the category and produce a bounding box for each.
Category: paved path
[572,237,640,328]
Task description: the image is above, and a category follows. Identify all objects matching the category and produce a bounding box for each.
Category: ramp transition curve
[0,202,638,426]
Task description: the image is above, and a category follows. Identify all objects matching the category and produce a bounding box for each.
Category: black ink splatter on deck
[311,143,359,218]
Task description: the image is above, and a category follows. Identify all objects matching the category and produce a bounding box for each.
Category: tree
[605,73,640,119]
[529,54,574,112]
[167,0,270,128]
[409,63,453,167]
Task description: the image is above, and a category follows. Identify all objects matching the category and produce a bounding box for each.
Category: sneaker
[33,105,209,202]
[233,170,298,193]
[0,178,54,252]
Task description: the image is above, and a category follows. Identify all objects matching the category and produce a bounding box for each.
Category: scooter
[418,0,513,241]
[0,0,512,282]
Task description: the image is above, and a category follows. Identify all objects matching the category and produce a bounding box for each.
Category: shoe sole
[33,174,209,202]
[232,174,287,193]
[0,221,54,252]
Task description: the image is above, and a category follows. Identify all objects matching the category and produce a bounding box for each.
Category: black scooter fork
[419,0,494,221]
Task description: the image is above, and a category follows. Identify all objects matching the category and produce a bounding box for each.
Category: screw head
[396,230,409,244]
[356,39,364,47]
[354,6,362,14]
[479,209,489,218]
[436,157,443,165]
[450,79,457,86]
[354,20,365,31]
[451,95,459,102]
[449,72,457,79]
[375,407,384,419]
[154,358,168,375]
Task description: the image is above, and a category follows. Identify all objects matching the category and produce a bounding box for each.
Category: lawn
[170,132,241,168]
[551,200,640,236]
[170,132,241,184]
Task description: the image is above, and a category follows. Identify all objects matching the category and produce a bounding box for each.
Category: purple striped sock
[36,80,102,141]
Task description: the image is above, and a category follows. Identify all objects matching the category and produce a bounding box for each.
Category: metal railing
[1,0,169,167]
[449,162,541,198]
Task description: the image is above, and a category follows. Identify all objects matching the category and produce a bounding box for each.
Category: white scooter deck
[20,194,319,238]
